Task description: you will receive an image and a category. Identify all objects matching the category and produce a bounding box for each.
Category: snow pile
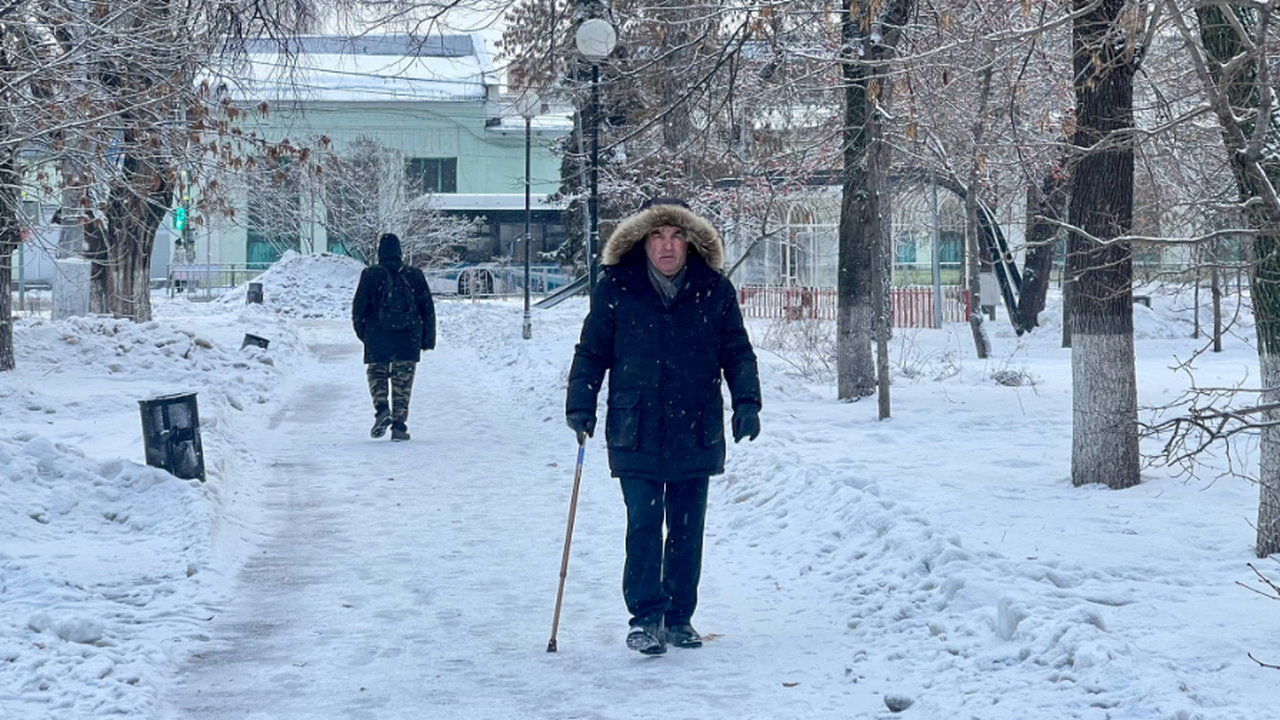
[15,313,291,382]
[215,250,364,320]
[994,283,1254,343]
[0,435,209,714]
[2,302,305,715]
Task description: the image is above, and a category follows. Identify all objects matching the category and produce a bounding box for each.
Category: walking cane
[547,432,587,653]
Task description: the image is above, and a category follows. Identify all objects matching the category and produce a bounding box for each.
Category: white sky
[2,252,1278,718]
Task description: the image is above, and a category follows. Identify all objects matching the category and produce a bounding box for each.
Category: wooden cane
[547,433,587,652]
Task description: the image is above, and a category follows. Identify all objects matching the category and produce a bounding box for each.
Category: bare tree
[837,0,914,409]
[0,0,329,334]
[962,61,995,359]
[316,135,469,266]
[1066,0,1143,490]
[1158,0,1280,555]
[501,1,844,278]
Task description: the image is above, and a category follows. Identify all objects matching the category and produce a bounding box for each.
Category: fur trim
[601,204,724,270]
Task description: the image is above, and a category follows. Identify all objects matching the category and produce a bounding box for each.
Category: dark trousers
[366,361,417,425]
[619,476,709,628]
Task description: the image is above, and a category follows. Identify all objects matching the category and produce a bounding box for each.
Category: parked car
[426,265,500,296]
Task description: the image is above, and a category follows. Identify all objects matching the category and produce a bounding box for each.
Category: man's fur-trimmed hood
[601,203,724,271]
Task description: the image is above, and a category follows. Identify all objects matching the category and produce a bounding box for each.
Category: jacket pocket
[701,403,725,448]
[607,390,642,450]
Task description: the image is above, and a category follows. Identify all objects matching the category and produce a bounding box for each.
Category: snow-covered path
[159,315,884,719]
[6,264,1278,719]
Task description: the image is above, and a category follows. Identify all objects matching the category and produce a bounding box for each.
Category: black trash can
[241,333,270,350]
[246,282,264,304]
[138,392,206,481]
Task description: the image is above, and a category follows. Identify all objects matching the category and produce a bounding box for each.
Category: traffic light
[173,169,190,232]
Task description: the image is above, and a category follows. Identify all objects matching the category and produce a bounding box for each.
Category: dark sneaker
[370,409,392,438]
[665,624,702,649]
[390,423,410,442]
[626,624,666,655]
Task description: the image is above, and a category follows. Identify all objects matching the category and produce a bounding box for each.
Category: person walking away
[352,233,436,441]
[565,197,762,655]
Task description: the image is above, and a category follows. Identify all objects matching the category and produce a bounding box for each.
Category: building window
[939,231,963,265]
[246,158,301,269]
[406,157,457,194]
[895,234,917,264]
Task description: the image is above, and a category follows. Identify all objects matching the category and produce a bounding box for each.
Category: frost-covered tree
[317,135,470,267]
[500,1,845,276]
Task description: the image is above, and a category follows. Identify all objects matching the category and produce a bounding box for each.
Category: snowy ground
[2,251,1278,719]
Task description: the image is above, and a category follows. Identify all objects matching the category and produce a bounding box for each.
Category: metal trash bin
[138,392,206,481]
[246,281,264,304]
[241,333,270,350]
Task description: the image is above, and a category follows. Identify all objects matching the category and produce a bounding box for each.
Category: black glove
[732,405,760,443]
[566,411,596,439]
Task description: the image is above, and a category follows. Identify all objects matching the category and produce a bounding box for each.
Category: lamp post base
[522,312,533,340]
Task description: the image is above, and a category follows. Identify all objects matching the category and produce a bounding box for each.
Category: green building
[195,34,568,274]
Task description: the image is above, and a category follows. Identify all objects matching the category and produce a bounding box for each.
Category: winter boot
[626,622,666,655]
[665,624,702,649]
[390,422,411,442]
[370,408,392,438]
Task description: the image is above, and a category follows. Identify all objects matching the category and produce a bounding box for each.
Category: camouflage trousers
[366,361,417,424]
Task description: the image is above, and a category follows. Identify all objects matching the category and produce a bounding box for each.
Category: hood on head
[377,233,402,263]
[601,200,724,271]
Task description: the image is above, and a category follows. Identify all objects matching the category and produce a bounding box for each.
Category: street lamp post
[516,91,541,340]
[575,19,617,292]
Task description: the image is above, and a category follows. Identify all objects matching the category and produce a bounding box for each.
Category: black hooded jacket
[352,234,436,363]
[566,203,761,482]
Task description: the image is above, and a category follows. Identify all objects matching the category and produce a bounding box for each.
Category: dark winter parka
[352,234,437,364]
[566,202,762,482]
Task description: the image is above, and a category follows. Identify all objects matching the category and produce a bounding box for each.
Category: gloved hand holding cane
[566,411,596,439]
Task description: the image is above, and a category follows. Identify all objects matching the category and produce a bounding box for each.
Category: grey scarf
[647,261,686,307]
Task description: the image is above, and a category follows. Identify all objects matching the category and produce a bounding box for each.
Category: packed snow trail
[158,312,885,720]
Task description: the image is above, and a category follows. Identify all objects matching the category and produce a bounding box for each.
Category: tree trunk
[837,1,877,400]
[0,56,16,370]
[1210,238,1222,353]
[965,64,994,359]
[1260,358,1280,556]
[85,219,113,315]
[869,99,892,419]
[0,152,16,371]
[109,222,155,321]
[1018,160,1069,332]
[83,141,171,322]
[1067,0,1140,489]
[1195,4,1280,555]
[1253,223,1280,555]
[837,0,914,401]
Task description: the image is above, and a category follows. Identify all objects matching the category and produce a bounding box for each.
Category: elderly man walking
[566,197,762,655]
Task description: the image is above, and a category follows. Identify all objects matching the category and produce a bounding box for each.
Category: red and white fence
[738,285,970,328]
[890,285,971,328]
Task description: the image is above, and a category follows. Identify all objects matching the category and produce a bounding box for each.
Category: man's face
[644,225,689,278]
